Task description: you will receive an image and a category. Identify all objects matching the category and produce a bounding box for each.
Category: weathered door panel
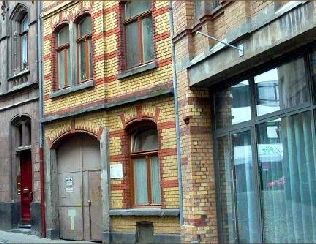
[88,170,102,241]
[20,151,33,224]
[82,137,101,171]
[58,172,82,206]
[57,134,101,241]
[59,206,83,240]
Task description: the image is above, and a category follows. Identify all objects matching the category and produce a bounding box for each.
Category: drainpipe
[168,1,184,226]
[37,0,46,237]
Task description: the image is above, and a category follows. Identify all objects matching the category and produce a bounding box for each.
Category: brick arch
[121,105,161,129]
[49,127,102,149]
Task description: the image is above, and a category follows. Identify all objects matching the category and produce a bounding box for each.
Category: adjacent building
[172,0,316,243]
[0,1,42,235]
[41,1,180,243]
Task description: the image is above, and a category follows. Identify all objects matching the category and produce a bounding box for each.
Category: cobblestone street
[0,230,92,244]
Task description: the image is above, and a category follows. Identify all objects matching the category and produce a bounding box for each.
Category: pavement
[0,230,93,244]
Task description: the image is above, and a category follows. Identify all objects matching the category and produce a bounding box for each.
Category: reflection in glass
[233,131,261,243]
[255,58,309,116]
[218,136,236,243]
[257,112,316,243]
[215,80,251,129]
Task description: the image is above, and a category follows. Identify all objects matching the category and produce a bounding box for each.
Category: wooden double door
[57,134,102,241]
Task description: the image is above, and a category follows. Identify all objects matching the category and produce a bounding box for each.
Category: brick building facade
[172,0,316,243]
[0,1,42,235]
[41,1,180,243]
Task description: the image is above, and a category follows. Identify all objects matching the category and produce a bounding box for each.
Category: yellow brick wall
[44,96,179,234]
[111,216,180,234]
[42,0,173,117]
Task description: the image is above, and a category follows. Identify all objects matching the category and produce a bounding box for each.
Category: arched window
[12,116,31,149]
[56,25,70,89]
[10,5,29,75]
[130,126,161,206]
[20,14,28,70]
[77,15,92,83]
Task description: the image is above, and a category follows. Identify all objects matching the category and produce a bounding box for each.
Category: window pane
[79,16,92,37]
[125,1,151,19]
[233,130,261,243]
[151,156,161,204]
[255,58,309,116]
[311,50,316,103]
[58,26,69,46]
[67,49,71,86]
[215,80,251,129]
[258,112,316,243]
[217,136,236,243]
[21,15,28,32]
[132,129,158,152]
[194,0,203,18]
[58,51,65,89]
[142,17,154,63]
[21,34,28,68]
[126,22,139,68]
[79,41,87,81]
[134,158,148,205]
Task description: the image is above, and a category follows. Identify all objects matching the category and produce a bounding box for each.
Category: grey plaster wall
[0,0,40,232]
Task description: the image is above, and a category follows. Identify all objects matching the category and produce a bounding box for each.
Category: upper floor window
[194,0,221,20]
[77,16,92,83]
[130,127,161,206]
[11,12,29,75]
[20,15,28,70]
[56,25,70,89]
[123,1,154,69]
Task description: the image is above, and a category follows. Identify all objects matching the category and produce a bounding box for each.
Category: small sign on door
[65,177,74,193]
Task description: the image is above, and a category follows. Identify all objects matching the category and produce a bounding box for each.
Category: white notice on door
[65,177,74,192]
[110,163,123,179]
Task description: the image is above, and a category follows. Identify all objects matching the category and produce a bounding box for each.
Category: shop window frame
[212,45,316,243]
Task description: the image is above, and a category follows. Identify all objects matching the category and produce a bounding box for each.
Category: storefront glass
[215,51,316,243]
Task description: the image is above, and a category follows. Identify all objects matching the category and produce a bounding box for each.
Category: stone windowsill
[7,69,30,81]
[0,81,37,97]
[117,61,157,80]
[109,208,180,217]
[50,79,95,99]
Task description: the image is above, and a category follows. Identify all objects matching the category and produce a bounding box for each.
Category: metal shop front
[56,134,102,241]
[214,48,316,243]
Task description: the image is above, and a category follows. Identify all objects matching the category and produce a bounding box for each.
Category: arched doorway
[56,133,102,241]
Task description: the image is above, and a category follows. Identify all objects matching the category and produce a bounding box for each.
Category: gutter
[37,1,46,237]
[168,0,184,226]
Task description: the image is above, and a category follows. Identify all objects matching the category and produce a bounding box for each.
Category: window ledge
[117,61,157,80]
[50,79,95,99]
[109,208,179,217]
[8,69,30,81]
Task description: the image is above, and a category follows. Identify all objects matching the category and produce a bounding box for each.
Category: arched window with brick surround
[129,122,161,206]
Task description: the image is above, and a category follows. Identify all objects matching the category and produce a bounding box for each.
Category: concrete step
[8,227,32,235]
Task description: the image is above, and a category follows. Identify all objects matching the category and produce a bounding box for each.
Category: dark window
[123,1,154,69]
[131,127,161,206]
[56,25,70,89]
[77,16,92,83]
[13,117,31,149]
[136,222,154,243]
